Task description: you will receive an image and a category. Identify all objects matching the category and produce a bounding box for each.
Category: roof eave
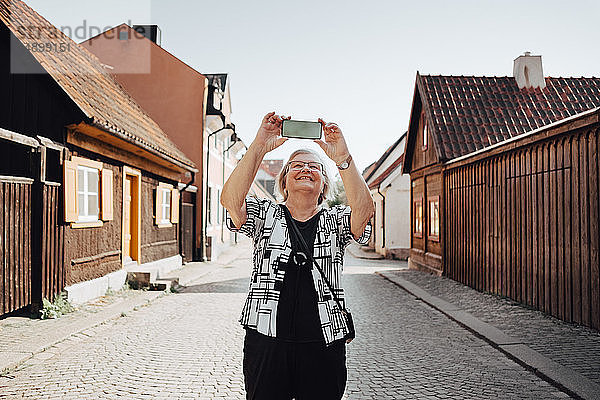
[402,73,422,175]
[364,133,405,183]
[87,120,198,173]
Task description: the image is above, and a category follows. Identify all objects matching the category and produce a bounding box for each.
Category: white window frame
[159,187,171,225]
[77,165,100,223]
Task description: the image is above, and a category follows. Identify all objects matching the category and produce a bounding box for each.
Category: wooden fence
[40,183,65,302]
[0,178,32,315]
[445,126,600,330]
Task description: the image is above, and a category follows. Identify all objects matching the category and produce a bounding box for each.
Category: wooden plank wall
[445,126,600,330]
[41,184,65,302]
[0,180,32,314]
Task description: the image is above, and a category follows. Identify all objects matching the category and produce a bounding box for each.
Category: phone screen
[281,120,322,139]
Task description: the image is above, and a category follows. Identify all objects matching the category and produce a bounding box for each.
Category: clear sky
[24,0,600,171]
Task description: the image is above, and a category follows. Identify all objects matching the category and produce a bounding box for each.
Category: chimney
[132,25,162,46]
[513,52,546,89]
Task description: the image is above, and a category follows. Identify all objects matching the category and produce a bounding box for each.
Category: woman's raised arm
[315,119,374,238]
[220,112,288,228]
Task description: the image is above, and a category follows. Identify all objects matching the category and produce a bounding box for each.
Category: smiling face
[284,152,325,202]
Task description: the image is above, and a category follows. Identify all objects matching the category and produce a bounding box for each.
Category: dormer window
[422,114,428,151]
[212,87,223,110]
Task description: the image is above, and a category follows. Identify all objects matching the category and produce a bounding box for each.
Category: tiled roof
[419,74,600,160]
[0,0,195,170]
[368,153,404,190]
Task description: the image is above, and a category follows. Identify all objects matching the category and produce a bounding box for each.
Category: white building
[363,133,410,259]
[203,74,274,260]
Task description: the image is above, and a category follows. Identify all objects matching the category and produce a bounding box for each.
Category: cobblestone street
[0,241,572,399]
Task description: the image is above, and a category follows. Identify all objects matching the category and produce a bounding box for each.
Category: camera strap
[281,205,346,313]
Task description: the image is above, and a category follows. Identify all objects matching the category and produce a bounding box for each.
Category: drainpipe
[203,122,235,261]
[377,185,386,255]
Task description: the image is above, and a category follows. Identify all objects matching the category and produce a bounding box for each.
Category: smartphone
[281,120,322,140]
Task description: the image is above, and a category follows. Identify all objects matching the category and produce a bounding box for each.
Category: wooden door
[181,202,194,262]
[123,176,132,261]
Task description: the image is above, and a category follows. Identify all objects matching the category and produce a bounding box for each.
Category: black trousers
[243,329,347,400]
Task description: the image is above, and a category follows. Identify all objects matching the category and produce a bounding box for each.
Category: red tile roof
[419,74,600,160]
[0,0,195,171]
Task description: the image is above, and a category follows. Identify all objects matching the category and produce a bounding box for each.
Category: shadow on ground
[177,277,249,294]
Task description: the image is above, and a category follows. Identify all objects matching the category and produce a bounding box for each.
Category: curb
[346,243,385,260]
[0,290,164,376]
[0,241,251,376]
[377,271,600,400]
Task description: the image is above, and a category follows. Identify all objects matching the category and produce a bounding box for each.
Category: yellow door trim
[122,166,142,267]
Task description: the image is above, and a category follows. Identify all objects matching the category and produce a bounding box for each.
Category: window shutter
[63,160,78,222]
[155,187,161,225]
[171,188,180,224]
[101,168,114,221]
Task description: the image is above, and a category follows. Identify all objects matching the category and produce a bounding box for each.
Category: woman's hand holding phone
[315,118,350,165]
[251,112,350,164]
[253,112,291,154]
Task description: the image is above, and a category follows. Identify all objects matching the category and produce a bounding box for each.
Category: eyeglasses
[287,161,323,172]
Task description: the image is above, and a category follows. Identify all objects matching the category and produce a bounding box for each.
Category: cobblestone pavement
[392,269,600,386]
[0,288,160,365]
[0,244,571,399]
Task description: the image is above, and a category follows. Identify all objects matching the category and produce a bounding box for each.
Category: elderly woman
[220,112,374,400]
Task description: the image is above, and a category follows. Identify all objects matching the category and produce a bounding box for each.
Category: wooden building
[444,108,600,331]
[0,1,196,315]
[403,54,600,330]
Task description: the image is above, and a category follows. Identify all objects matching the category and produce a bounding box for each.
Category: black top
[275,205,323,343]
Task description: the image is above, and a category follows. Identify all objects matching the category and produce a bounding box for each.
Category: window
[413,197,423,238]
[217,189,221,224]
[160,187,171,224]
[422,114,428,150]
[63,156,113,227]
[155,183,179,227]
[428,196,440,241]
[77,165,99,222]
[207,187,212,225]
